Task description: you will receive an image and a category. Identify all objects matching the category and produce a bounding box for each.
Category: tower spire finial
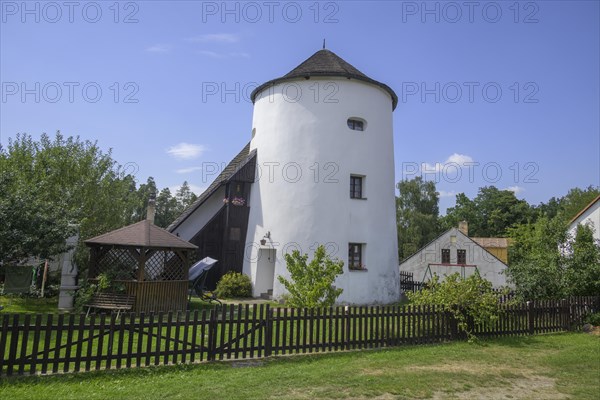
[323,39,326,49]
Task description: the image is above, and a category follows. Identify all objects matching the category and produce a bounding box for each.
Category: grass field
[0,295,221,314]
[0,332,598,400]
[0,296,59,314]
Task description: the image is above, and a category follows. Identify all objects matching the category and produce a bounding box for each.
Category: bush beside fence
[0,296,597,377]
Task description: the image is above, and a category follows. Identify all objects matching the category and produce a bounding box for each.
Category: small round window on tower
[251,128,256,138]
[347,118,366,131]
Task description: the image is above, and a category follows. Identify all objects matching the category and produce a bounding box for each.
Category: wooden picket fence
[0,296,597,377]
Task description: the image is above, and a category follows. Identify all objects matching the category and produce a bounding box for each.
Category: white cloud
[198,50,250,59]
[146,44,170,53]
[166,143,206,160]
[421,162,443,173]
[175,166,203,174]
[421,153,475,174]
[186,33,240,43]
[505,186,525,195]
[446,153,474,165]
[438,190,457,198]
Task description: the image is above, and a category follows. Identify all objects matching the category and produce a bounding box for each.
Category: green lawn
[0,296,59,314]
[0,295,219,314]
[0,333,598,399]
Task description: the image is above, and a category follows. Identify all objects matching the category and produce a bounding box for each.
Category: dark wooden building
[167,144,257,289]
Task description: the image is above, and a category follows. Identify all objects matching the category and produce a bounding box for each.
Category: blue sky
[1,1,599,213]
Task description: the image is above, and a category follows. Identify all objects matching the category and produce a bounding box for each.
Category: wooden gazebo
[84,220,198,312]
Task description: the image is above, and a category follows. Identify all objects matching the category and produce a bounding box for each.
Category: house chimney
[146,192,156,224]
[458,221,468,236]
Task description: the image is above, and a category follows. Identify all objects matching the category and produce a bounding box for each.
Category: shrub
[278,245,343,308]
[73,282,98,312]
[408,273,505,341]
[215,272,252,298]
[584,312,600,326]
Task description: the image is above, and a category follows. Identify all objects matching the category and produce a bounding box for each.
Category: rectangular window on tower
[350,175,365,199]
[348,243,365,270]
[441,249,450,264]
[457,249,467,265]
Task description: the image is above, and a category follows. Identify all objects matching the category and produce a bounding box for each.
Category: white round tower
[243,49,399,304]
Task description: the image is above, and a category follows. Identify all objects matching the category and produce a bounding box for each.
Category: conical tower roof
[251,49,398,110]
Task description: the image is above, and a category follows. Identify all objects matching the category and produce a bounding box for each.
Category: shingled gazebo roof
[85,220,197,250]
[250,49,398,110]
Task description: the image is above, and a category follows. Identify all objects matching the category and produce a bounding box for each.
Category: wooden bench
[85,292,135,318]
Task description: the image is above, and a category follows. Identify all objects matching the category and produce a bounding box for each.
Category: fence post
[344,306,350,350]
[446,310,458,340]
[207,309,217,361]
[561,299,570,331]
[527,301,535,335]
[264,305,272,358]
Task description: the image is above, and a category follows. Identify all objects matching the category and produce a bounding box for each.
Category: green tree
[442,186,533,236]
[506,216,568,300]
[154,188,177,228]
[533,196,562,219]
[564,224,600,296]
[557,186,600,221]
[175,181,198,212]
[0,132,139,269]
[440,193,479,232]
[532,186,599,221]
[396,177,441,260]
[132,177,158,222]
[0,172,76,263]
[278,245,344,308]
[507,215,599,300]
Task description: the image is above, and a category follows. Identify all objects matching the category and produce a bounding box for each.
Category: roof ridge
[167,143,255,232]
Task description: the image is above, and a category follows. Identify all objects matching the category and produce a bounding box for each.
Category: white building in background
[169,48,400,304]
[399,228,509,288]
[567,195,600,245]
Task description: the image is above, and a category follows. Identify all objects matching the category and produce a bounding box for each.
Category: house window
[348,243,364,270]
[457,249,467,265]
[347,118,365,131]
[441,249,450,264]
[350,175,364,199]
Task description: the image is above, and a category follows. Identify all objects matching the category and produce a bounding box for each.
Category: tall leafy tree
[442,186,533,237]
[0,172,75,263]
[155,188,179,228]
[0,132,138,268]
[440,193,479,232]
[557,186,600,221]
[563,224,600,296]
[132,177,158,222]
[175,181,198,211]
[531,186,599,221]
[506,216,568,299]
[507,216,600,300]
[396,177,441,260]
